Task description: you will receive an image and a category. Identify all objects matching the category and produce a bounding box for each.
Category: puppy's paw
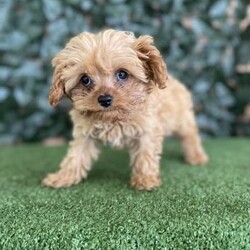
[42,170,83,188]
[130,174,161,190]
[185,151,208,165]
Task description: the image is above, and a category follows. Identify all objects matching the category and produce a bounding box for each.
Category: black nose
[98,94,113,108]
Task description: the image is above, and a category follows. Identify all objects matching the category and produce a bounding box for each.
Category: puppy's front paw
[185,151,208,165]
[42,169,83,188]
[130,174,161,190]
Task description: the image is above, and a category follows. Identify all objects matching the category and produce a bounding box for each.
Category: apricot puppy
[42,29,208,190]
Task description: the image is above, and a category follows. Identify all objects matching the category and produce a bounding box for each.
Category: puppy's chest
[89,122,142,148]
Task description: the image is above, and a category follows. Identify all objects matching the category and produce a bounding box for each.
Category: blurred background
[0,0,249,144]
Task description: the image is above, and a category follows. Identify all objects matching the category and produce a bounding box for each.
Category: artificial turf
[0,139,249,249]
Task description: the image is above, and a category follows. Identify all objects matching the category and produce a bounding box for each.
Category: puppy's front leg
[42,137,99,188]
[129,135,163,190]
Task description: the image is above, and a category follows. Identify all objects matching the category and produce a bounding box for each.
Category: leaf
[221,46,234,77]
[42,0,63,21]
[193,80,211,94]
[215,82,235,107]
[0,31,28,51]
[13,60,43,79]
[13,88,31,106]
[0,0,13,31]
[209,0,227,18]
[0,87,9,101]
[191,18,209,35]
[0,66,12,81]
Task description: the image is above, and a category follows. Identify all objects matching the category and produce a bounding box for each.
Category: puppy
[42,29,208,190]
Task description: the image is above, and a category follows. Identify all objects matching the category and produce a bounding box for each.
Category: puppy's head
[49,29,168,121]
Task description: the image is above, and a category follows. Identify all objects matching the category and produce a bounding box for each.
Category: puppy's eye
[116,70,128,81]
[80,75,92,86]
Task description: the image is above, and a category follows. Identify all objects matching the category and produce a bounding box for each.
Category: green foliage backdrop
[0,0,250,143]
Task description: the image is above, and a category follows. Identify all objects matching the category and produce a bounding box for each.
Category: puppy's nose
[98,94,113,108]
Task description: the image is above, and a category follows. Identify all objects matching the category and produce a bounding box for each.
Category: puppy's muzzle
[98,94,113,108]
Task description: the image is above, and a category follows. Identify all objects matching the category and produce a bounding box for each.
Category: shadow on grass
[88,146,131,184]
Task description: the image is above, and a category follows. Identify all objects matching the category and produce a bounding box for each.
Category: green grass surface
[0,139,249,249]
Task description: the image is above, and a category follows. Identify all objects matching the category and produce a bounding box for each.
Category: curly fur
[43,29,208,190]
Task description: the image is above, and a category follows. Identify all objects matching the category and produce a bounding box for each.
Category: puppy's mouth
[84,106,117,112]
[83,107,129,121]
[91,106,125,114]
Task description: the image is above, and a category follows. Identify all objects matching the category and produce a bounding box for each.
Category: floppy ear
[133,35,168,89]
[48,57,65,107]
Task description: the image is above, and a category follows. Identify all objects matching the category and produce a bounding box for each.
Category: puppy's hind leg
[42,137,99,188]
[177,112,208,165]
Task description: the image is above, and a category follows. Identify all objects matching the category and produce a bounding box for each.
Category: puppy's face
[49,30,168,121]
